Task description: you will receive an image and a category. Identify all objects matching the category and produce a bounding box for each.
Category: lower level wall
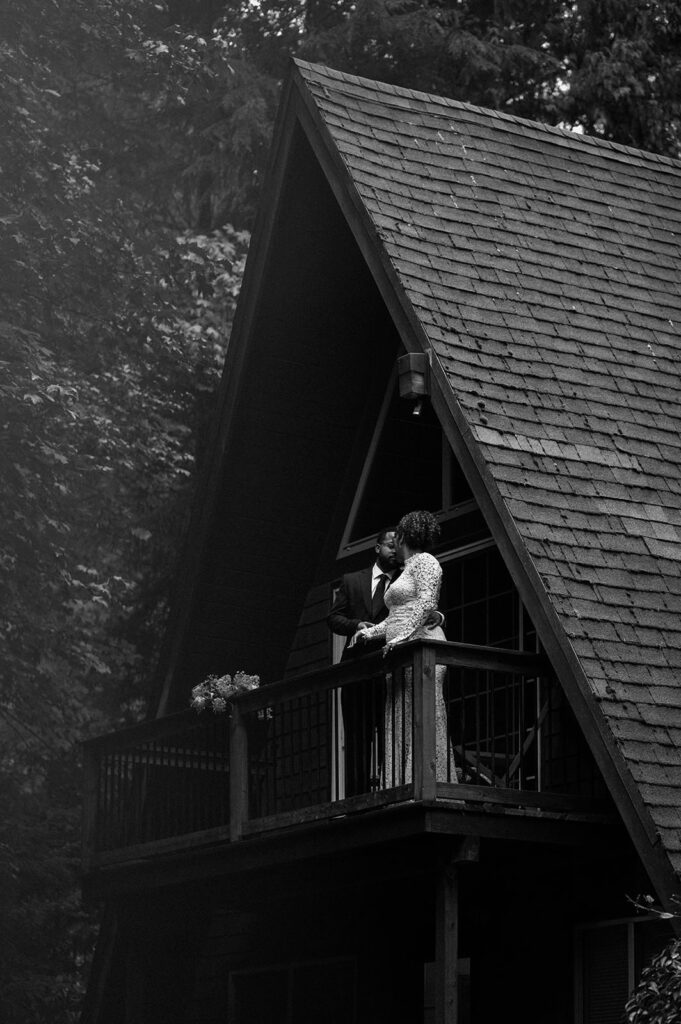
[93,838,668,1024]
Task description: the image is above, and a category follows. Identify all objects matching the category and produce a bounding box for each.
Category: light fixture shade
[397,352,430,400]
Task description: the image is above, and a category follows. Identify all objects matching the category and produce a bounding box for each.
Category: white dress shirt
[371,562,395,598]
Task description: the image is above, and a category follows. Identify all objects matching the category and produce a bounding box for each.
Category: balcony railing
[83,640,604,870]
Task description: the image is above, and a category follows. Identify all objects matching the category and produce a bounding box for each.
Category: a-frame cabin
[82,61,681,1024]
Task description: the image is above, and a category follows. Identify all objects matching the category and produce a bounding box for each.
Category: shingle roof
[294,60,681,877]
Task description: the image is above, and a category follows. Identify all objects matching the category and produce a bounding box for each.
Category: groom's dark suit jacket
[327,566,390,795]
[327,566,390,658]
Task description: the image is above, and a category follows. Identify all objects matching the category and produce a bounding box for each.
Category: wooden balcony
[82,641,615,890]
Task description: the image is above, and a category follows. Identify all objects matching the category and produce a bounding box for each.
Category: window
[440,545,535,651]
[342,377,472,549]
[574,917,671,1024]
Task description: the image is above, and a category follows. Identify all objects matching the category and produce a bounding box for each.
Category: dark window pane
[581,925,629,1024]
[487,548,513,593]
[440,549,536,651]
[461,557,485,603]
[350,386,470,541]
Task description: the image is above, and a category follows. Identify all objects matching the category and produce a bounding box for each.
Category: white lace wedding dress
[361,552,452,786]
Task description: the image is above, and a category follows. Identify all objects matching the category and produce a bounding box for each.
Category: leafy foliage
[565,0,681,152]
[626,938,681,1023]
[1,1,247,1019]
[298,0,681,152]
[301,0,568,119]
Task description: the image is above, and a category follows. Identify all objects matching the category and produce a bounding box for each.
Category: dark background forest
[2,1,680,1020]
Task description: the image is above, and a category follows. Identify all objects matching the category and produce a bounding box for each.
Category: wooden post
[435,859,459,1024]
[435,839,479,1024]
[413,643,437,801]
[229,705,248,841]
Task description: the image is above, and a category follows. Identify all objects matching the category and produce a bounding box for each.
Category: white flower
[191,670,260,712]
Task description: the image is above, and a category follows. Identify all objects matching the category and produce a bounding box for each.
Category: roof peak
[293,58,681,173]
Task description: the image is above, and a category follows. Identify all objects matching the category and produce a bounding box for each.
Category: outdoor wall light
[397,352,430,415]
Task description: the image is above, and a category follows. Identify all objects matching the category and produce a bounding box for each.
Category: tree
[564,0,681,153]
[1,2,247,1018]
[299,0,681,154]
[156,0,681,246]
[301,0,567,120]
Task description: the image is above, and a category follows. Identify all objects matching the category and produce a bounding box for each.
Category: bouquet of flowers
[190,671,260,713]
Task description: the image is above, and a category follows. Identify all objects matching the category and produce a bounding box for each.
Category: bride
[354,510,451,786]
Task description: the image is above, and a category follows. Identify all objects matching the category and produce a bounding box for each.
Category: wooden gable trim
[288,63,680,913]
[336,365,397,556]
[289,62,428,363]
[154,77,303,716]
[335,366,480,560]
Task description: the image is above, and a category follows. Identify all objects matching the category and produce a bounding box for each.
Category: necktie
[372,573,389,619]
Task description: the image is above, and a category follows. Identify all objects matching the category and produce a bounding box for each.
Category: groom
[327,528,399,796]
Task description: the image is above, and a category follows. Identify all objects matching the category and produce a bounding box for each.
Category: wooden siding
[99,838,655,1024]
[284,583,332,677]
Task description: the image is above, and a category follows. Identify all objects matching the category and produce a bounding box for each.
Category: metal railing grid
[83,641,603,865]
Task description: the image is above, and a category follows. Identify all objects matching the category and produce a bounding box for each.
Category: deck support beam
[435,838,479,1024]
[230,707,248,841]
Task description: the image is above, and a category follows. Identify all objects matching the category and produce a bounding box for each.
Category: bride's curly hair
[396,510,441,552]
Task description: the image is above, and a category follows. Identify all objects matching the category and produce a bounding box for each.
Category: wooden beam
[435,839,479,1024]
[434,783,611,815]
[229,707,248,842]
[84,799,620,901]
[413,644,437,801]
[243,786,413,836]
[435,858,459,1024]
[290,69,430,365]
[87,641,545,756]
[86,791,614,877]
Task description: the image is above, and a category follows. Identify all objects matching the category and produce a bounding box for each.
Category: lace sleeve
[388,553,442,645]
[358,619,387,642]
